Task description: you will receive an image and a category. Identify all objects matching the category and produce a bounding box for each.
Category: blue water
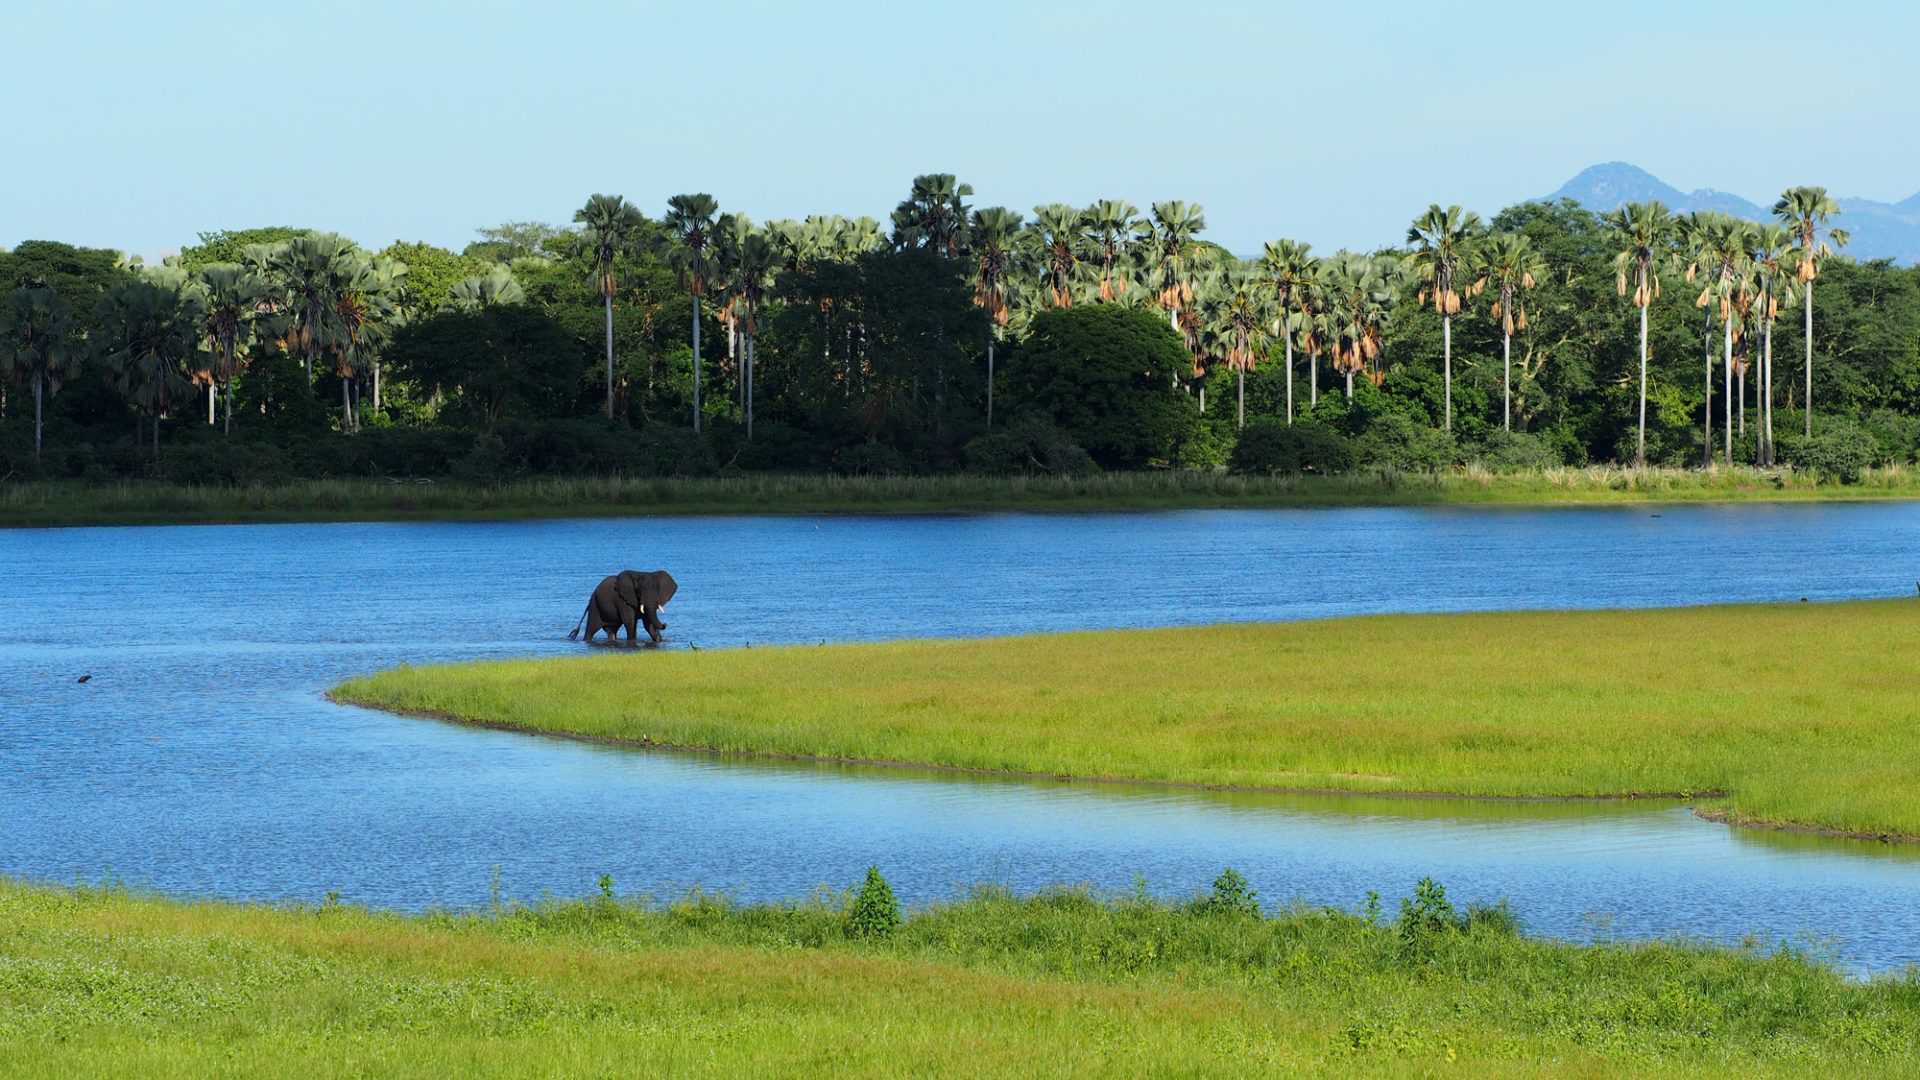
[2,503,1918,972]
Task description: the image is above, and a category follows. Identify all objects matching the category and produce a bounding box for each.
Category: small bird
[76,675,91,684]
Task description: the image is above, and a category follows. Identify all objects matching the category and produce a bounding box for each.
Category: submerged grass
[5,464,1919,528]
[337,600,1920,839]
[4,877,1916,1078]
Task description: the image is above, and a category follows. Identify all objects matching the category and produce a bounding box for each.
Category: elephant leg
[643,606,665,642]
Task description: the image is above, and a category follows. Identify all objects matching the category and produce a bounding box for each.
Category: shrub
[1002,304,1197,468]
[831,442,909,476]
[1228,418,1354,475]
[846,867,901,939]
[1353,413,1457,470]
[730,422,830,472]
[1474,429,1560,471]
[1202,868,1260,916]
[962,417,1098,477]
[1785,422,1878,482]
[1863,409,1920,464]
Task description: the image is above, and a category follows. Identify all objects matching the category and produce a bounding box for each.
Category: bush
[1785,422,1878,482]
[845,867,901,939]
[1863,409,1920,464]
[730,422,830,472]
[451,433,513,486]
[1353,413,1457,470]
[962,417,1098,477]
[1201,868,1260,916]
[1228,418,1354,475]
[1474,429,1560,471]
[831,442,909,476]
[1003,305,1197,468]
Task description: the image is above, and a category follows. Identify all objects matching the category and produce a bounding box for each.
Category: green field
[337,600,1920,840]
[4,878,1915,1079]
[5,464,1919,528]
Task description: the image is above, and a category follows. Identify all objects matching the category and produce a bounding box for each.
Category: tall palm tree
[1025,204,1086,308]
[1216,265,1272,428]
[1748,225,1799,467]
[1082,200,1140,301]
[1143,201,1206,334]
[968,206,1023,427]
[665,193,721,433]
[1471,233,1547,431]
[328,254,405,434]
[0,287,81,461]
[1325,253,1397,399]
[1605,200,1674,467]
[1683,212,1751,467]
[571,193,648,419]
[269,232,358,379]
[96,279,204,456]
[1405,205,1483,431]
[193,264,265,435]
[730,229,776,441]
[890,174,973,258]
[449,266,526,310]
[1260,239,1314,423]
[1772,186,1849,437]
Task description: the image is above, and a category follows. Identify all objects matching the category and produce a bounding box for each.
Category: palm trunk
[1502,329,1511,431]
[692,295,702,433]
[1345,370,1353,399]
[373,361,382,412]
[1702,305,1714,470]
[1442,314,1452,430]
[1763,318,1775,466]
[986,338,995,428]
[1722,315,1733,467]
[342,378,352,435]
[153,414,160,458]
[1637,303,1648,469]
[1804,280,1814,439]
[1284,331,1293,424]
[224,379,233,437]
[208,383,216,424]
[33,372,43,462]
[604,294,615,419]
[1237,369,1245,429]
[746,334,755,441]
[1310,349,1319,407]
[1738,363,1745,437]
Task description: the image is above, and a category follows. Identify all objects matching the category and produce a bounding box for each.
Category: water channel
[2,503,1918,972]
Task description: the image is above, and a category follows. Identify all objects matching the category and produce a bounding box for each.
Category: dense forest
[2,177,1916,485]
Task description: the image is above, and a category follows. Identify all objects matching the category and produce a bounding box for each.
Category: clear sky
[6,0,1916,261]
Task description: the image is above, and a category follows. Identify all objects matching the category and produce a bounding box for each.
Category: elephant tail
[567,603,590,641]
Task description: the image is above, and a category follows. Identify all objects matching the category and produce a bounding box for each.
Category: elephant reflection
[569,570,677,644]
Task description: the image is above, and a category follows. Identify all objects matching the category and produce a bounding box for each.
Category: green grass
[337,600,1920,839]
[6,464,1919,528]
[4,877,1915,1078]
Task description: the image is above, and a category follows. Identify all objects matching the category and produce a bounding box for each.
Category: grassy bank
[6,464,1920,528]
[4,878,1915,1078]
[338,600,1920,839]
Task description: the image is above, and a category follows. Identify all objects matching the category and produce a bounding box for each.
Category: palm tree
[1026,204,1085,308]
[1406,205,1483,431]
[1325,253,1397,399]
[1748,225,1799,466]
[571,194,648,419]
[193,264,265,435]
[1605,200,1674,467]
[891,175,973,258]
[450,266,526,310]
[270,232,358,379]
[96,279,204,456]
[1772,186,1849,437]
[968,206,1023,427]
[1143,201,1206,334]
[665,194,721,433]
[0,287,82,461]
[1471,233,1546,431]
[1683,212,1751,467]
[1260,240,1314,423]
[730,229,776,441]
[1216,265,1272,428]
[328,255,405,434]
[1082,200,1139,301]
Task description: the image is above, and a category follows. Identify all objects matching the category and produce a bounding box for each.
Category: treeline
[3,178,1917,485]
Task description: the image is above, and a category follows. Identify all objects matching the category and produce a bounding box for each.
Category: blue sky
[6,0,1916,260]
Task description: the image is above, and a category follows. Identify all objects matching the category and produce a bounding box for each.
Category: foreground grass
[4,878,1916,1078]
[338,600,1920,839]
[5,464,1918,528]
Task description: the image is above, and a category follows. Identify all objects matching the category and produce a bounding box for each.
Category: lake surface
[3,503,1919,972]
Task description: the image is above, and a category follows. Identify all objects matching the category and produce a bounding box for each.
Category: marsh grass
[4,877,1916,1078]
[5,464,1918,528]
[339,600,1920,839]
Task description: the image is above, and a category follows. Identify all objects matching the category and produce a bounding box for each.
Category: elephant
[570,570,677,644]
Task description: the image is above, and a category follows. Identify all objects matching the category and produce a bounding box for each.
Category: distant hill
[1543,163,1920,265]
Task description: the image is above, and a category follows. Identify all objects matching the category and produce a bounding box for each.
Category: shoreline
[329,692,1920,845]
[8,467,1920,529]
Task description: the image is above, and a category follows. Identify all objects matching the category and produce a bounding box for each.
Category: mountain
[1544,162,1920,265]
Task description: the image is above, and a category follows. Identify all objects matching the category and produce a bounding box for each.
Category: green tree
[0,288,82,460]
[1025,204,1086,309]
[1082,199,1140,301]
[176,228,309,271]
[1215,265,1272,428]
[1406,205,1484,431]
[1324,253,1400,400]
[967,206,1023,427]
[1259,239,1315,423]
[1004,304,1195,468]
[1684,214,1754,466]
[890,174,973,258]
[571,194,650,419]
[450,266,526,310]
[192,264,266,434]
[1773,186,1849,437]
[1472,233,1547,431]
[664,193,721,433]
[1142,201,1206,334]
[96,279,204,455]
[1748,225,1799,466]
[730,230,776,441]
[1606,201,1674,467]
[387,305,579,430]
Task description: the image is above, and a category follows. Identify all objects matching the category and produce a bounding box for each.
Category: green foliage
[1228,417,1354,474]
[962,416,1097,477]
[846,867,901,939]
[175,227,310,270]
[379,240,496,317]
[1785,422,1879,481]
[1475,429,1560,469]
[1202,868,1259,916]
[1353,412,1458,470]
[388,305,580,429]
[1005,305,1196,468]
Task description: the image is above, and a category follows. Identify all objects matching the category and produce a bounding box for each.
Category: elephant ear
[643,571,678,608]
[615,571,641,610]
